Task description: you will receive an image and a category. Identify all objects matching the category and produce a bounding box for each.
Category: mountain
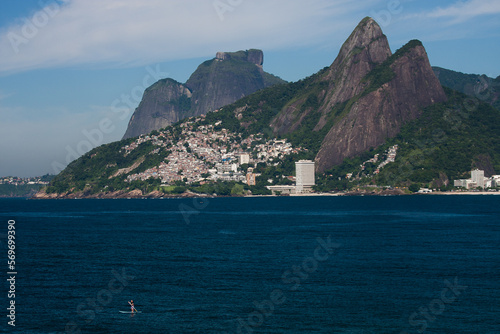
[39,17,500,198]
[226,17,446,173]
[122,49,285,139]
[315,87,500,191]
[433,67,500,110]
[313,20,446,172]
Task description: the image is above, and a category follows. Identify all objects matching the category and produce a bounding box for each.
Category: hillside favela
[1,2,499,333]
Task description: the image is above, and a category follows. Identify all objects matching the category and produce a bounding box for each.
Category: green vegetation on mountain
[315,88,500,191]
[362,40,422,96]
[433,66,500,110]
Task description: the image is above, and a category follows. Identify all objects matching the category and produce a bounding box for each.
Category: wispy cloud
[0,0,373,75]
[426,0,500,23]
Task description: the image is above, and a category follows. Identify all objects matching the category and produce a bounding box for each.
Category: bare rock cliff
[271,17,392,134]
[321,17,392,107]
[268,17,447,173]
[123,79,191,139]
[315,41,447,173]
[123,49,284,139]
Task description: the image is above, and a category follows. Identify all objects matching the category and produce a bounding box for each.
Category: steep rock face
[321,17,392,108]
[315,42,447,173]
[185,50,277,117]
[433,66,500,110]
[123,49,284,139]
[123,79,191,139]
[271,17,392,134]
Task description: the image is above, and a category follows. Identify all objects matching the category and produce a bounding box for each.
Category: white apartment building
[471,169,485,189]
[295,160,315,193]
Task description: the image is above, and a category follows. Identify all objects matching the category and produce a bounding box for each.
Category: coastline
[30,188,500,199]
[426,191,500,195]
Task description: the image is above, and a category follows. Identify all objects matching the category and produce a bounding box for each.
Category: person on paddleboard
[128,300,137,313]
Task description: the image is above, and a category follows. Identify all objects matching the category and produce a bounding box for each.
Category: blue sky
[0,0,499,177]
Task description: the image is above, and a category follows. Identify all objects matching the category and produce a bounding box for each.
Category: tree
[409,184,420,193]
[230,183,245,196]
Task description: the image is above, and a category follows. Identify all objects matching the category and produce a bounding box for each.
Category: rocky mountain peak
[315,39,447,173]
[215,49,264,68]
[335,17,389,66]
[320,17,392,108]
[122,49,283,139]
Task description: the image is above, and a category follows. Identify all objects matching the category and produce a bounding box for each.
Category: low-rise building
[267,185,296,195]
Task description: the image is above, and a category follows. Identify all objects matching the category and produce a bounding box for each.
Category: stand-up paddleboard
[119,310,142,313]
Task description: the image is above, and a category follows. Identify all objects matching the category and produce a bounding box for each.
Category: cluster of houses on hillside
[346,145,399,179]
[122,117,305,185]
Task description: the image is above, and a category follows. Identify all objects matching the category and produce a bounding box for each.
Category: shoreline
[28,188,500,199]
[425,191,500,195]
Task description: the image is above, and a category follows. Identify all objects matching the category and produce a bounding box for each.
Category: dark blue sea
[1,196,499,333]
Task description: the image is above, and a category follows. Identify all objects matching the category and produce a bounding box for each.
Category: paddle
[128,301,138,313]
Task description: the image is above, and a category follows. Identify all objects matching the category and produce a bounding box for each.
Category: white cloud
[0,0,373,75]
[427,0,500,23]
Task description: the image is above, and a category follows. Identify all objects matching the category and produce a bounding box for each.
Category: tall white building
[471,169,485,189]
[295,160,315,193]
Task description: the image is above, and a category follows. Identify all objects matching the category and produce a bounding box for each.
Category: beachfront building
[471,169,485,189]
[267,185,296,195]
[295,160,315,193]
[492,175,500,187]
[453,169,497,189]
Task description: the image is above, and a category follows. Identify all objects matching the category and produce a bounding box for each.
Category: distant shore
[426,191,500,195]
[291,191,500,197]
[29,188,500,199]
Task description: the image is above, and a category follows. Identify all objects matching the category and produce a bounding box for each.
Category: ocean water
[0,196,499,333]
